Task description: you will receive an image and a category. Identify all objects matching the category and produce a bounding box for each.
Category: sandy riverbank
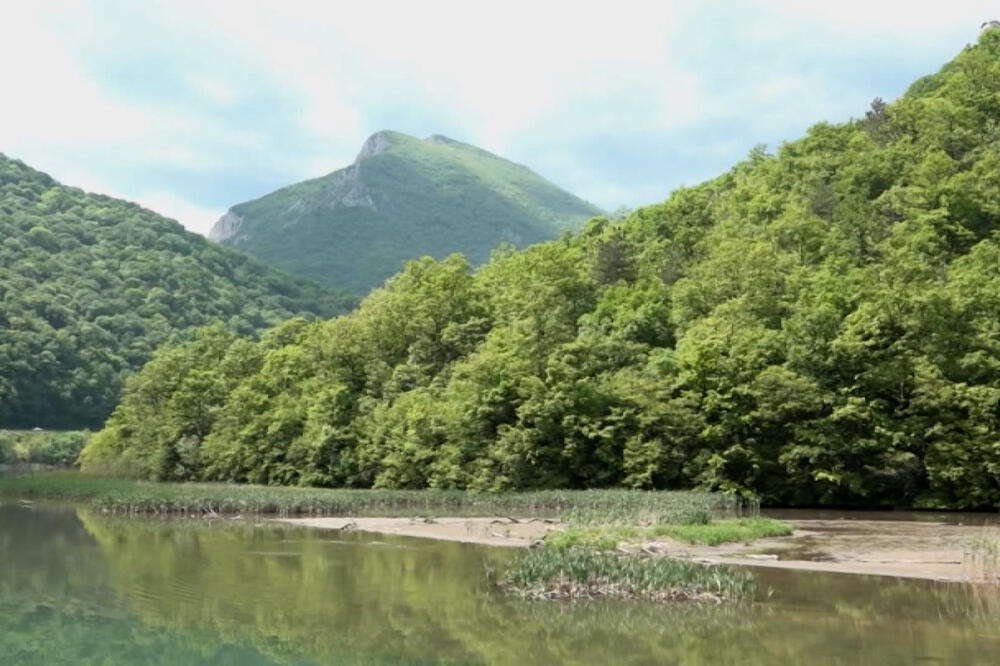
[275,516,997,583]
[273,516,558,547]
[654,519,986,582]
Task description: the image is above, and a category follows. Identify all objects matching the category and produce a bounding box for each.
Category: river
[2,504,1000,664]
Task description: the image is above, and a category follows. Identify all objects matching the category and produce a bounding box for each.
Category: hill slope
[0,155,355,429]
[209,131,604,293]
[89,31,1000,508]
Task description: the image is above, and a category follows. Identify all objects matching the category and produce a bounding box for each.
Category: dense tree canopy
[0,156,355,428]
[84,31,1000,508]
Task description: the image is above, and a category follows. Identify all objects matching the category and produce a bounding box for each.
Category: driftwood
[490,516,558,525]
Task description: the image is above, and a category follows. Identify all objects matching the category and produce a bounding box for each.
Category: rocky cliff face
[208,210,243,242]
[208,136,393,242]
[354,130,393,163]
[320,165,376,212]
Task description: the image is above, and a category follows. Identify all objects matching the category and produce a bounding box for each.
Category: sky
[1,0,996,235]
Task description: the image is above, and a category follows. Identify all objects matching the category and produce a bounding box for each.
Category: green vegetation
[649,518,792,546]
[0,473,737,518]
[500,548,755,602]
[543,526,641,551]
[547,518,791,549]
[211,130,603,293]
[0,430,89,467]
[86,32,1000,508]
[499,490,780,601]
[0,154,355,429]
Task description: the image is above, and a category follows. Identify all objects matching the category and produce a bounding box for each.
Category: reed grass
[558,493,757,526]
[544,526,642,551]
[505,504,782,603]
[0,472,742,520]
[500,548,755,602]
[648,518,792,545]
[965,529,1000,582]
[544,518,791,550]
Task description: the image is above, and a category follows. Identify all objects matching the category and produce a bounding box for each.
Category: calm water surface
[3,504,1000,665]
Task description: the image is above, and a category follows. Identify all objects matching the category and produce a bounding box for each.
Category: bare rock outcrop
[208,210,243,242]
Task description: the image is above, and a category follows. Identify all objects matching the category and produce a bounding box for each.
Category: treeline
[0,430,88,467]
[0,156,355,428]
[83,31,1000,508]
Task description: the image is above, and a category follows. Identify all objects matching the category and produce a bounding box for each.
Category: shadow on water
[2,505,1000,665]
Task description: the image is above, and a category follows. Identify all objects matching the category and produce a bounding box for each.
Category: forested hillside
[209,131,603,293]
[0,156,355,428]
[85,31,1000,508]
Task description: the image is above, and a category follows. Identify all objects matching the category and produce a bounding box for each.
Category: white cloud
[753,0,996,36]
[139,145,222,172]
[1,0,997,225]
[130,191,221,236]
[186,74,242,107]
[0,5,150,148]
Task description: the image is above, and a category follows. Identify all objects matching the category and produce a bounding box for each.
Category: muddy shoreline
[275,516,998,583]
[661,519,988,582]
[273,516,557,547]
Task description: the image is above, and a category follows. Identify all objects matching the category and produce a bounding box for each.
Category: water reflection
[2,505,1000,665]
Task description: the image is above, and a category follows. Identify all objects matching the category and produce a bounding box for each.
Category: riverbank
[5,473,997,584]
[0,472,742,519]
[277,514,1000,584]
[0,473,766,603]
[273,516,791,548]
[275,516,558,547]
[688,518,997,583]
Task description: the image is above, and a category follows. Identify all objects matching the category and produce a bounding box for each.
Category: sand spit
[685,519,990,583]
[273,516,558,547]
[276,515,999,583]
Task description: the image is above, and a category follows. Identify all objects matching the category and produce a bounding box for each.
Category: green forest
[0,156,355,429]
[83,32,1000,508]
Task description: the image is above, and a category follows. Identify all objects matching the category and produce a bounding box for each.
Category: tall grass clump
[965,530,1000,582]
[648,518,792,546]
[546,518,791,550]
[556,490,756,526]
[501,548,755,602]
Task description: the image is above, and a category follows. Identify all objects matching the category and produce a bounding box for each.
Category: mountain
[208,131,604,293]
[0,154,356,429]
[87,30,1000,508]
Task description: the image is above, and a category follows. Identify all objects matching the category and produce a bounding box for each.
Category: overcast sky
[1,1,996,235]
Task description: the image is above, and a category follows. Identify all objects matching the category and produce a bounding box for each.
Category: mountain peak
[355,130,397,163]
[425,134,456,145]
[210,133,603,293]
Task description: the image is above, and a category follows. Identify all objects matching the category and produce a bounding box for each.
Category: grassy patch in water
[508,513,782,604]
[0,472,742,520]
[500,548,755,602]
